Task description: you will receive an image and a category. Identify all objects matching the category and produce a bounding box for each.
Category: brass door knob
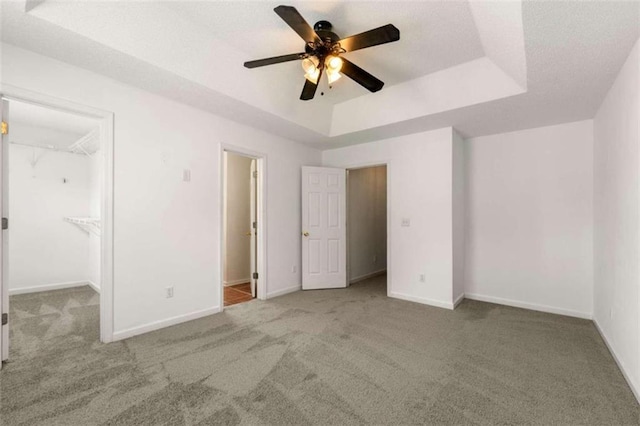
[245,231,252,236]
[302,231,309,237]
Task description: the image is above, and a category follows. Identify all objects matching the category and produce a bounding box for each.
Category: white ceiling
[1,1,638,148]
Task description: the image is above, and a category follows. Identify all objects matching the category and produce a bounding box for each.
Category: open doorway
[222,151,259,307]
[1,99,103,364]
[347,165,387,291]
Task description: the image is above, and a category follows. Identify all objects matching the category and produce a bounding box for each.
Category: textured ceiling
[1,1,638,148]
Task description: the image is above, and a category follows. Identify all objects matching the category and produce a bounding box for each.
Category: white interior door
[1,99,9,366]
[250,159,257,297]
[301,166,347,290]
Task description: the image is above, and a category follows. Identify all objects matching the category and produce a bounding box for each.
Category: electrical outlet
[291,265,297,273]
[419,274,426,283]
[166,286,174,298]
[401,218,411,227]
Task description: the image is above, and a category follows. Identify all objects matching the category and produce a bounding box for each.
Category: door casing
[341,160,392,297]
[249,159,258,297]
[345,163,390,290]
[219,144,267,308]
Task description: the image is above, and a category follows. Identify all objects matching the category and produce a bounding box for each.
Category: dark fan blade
[338,24,400,52]
[244,53,305,69]
[300,68,323,100]
[274,5,321,44]
[340,58,384,92]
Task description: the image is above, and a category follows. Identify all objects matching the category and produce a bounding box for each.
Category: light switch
[401,218,411,227]
[183,169,191,182]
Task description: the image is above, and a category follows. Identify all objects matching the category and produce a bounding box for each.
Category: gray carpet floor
[1,277,638,425]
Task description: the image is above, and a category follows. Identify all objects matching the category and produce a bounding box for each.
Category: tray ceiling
[1,1,638,148]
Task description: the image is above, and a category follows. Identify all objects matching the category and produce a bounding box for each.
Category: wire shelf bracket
[64,217,101,236]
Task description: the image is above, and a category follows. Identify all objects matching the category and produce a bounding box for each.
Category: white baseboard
[453,292,465,308]
[594,319,640,404]
[9,280,92,295]
[389,291,454,310]
[87,280,101,294]
[267,284,300,299]
[112,306,221,341]
[464,293,592,320]
[349,269,387,284]
[224,278,251,287]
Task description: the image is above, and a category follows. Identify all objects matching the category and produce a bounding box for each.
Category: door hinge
[1,313,7,326]
[252,272,258,280]
[252,221,257,229]
[1,218,7,230]
[252,171,257,178]
[1,121,7,135]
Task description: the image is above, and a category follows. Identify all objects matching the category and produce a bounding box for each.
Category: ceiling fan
[244,5,400,101]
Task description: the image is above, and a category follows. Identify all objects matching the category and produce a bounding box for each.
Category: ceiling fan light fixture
[326,55,343,72]
[304,68,320,84]
[301,57,319,74]
[327,69,342,84]
[244,6,400,100]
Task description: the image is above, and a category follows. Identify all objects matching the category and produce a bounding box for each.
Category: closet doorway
[347,165,388,291]
[0,93,114,368]
[222,150,261,307]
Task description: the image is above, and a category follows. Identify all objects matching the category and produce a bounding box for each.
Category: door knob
[245,231,252,236]
[302,231,309,237]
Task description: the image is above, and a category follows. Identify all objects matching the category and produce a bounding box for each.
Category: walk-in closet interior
[6,100,102,355]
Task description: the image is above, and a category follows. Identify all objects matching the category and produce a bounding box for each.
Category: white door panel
[302,166,346,290]
[0,99,9,366]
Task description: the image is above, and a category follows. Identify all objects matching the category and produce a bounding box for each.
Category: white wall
[347,165,387,282]
[465,120,594,318]
[1,44,321,338]
[323,128,456,309]
[593,38,639,401]
[223,152,251,286]
[8,138,91,292]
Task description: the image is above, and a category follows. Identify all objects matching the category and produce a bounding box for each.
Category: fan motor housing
[313,20,340,44]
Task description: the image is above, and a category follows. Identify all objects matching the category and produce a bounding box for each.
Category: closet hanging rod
[10,141,94,157]
[9,141,69,153]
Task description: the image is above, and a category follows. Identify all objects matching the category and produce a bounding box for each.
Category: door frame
[0,83,115,344]
[249,158,257,298]
[219,144,267,307]
[344,161,391,297]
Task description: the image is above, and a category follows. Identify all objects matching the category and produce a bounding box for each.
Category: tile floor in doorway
[223,282,253,306]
